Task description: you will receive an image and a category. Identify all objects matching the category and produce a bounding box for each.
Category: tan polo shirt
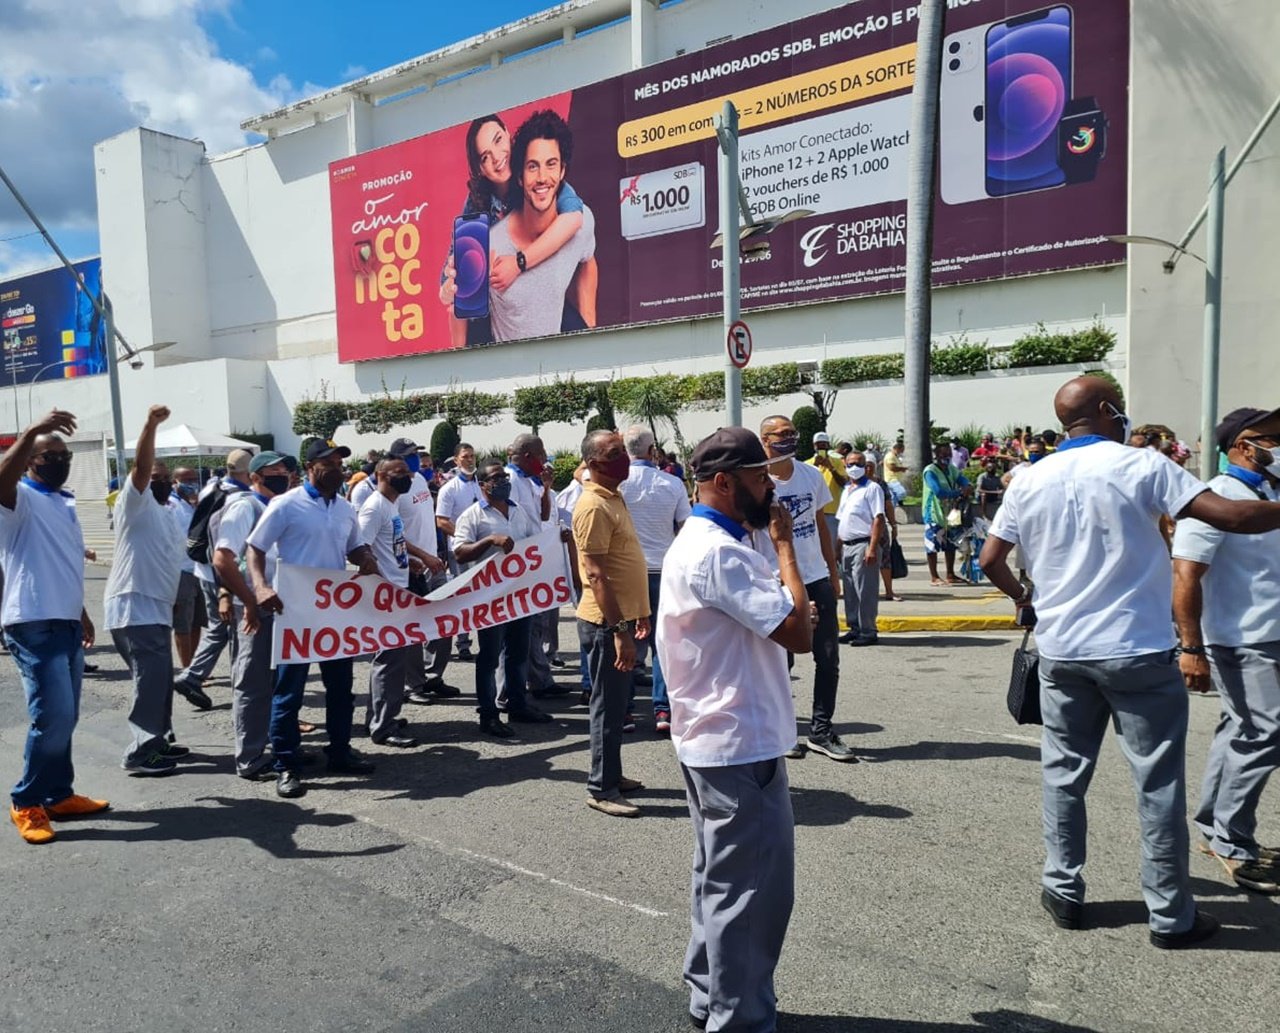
[572,479,650,625]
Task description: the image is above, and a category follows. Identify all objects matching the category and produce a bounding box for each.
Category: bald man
[981,376,1280,949]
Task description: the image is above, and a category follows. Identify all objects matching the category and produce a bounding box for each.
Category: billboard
[329,0,1128,361]
[1,259,107,386]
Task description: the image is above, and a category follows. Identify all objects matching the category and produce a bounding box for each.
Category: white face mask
[846,465,866,480]
[1246,441,1280,479]
[1103,401,1132,443]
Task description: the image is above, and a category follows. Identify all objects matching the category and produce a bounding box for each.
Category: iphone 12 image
[939,25,988,205]
[452,214,490,321]
[985,5,1073,197]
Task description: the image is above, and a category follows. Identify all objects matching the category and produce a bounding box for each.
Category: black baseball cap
[388,437,423,457]
[1215,407,1280,453]
[690,427,770,481]
[304,438,352,463]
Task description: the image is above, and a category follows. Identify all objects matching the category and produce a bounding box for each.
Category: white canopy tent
[120,424,260,469]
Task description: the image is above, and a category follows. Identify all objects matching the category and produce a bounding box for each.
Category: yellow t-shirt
[572,480,650,625]
[806,454,847,515]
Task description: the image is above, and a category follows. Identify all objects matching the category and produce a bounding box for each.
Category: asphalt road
[1,569,1277,1033]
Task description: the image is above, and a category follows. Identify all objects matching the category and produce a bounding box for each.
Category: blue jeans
[637,570,668,714]
[270,658,355,772]
[4,619,84,807]
[476,616,532,719]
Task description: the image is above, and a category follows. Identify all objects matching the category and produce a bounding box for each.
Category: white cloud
[340,64,368,81]
[0,0,323,263]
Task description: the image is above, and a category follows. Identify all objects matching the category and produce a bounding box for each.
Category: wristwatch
[515,250,527,273]
[610,619,635,635]
[1057,97,1107,184]
[1178,644,1206,656]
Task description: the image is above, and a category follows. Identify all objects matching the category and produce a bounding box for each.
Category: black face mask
[34,455,71,489]
[315,466,345,495]
[389,475,414,495]
[150,481,172,504]
[260,475,290,497]
[733,479,774,530]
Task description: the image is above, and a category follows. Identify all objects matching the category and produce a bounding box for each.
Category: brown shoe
[10,804,55,844]
[618,776,645,794]
[46,794,111,820]
[587,796,640,818]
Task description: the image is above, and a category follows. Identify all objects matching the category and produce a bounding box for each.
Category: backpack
[205,492,266,573]
[186,481,245,563]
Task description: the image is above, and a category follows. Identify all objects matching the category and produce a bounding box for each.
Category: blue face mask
[403,454,421,474]
[1028,452,1044,464]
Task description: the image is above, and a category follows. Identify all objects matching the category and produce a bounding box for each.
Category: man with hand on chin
[658,426,813,1033]
[573,430,651,818]
[0,409,103,844]
[1173,407,1280,895]
[758,415,851,762]
[246,439,381,800]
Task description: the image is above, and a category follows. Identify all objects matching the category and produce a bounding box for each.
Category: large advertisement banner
[1,259,107,387]
[329,1,1128,361]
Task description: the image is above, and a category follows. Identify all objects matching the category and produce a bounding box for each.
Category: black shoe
[295,749,319,767]
[456,647,474,662]
[238,757,275,781]
[578,690,592,707]
[122,750,178,777]
[838,630,857,644]
[82,662,99,673]
[480,717,515,739]
[174,679,213,711]
[530,683,573,698]
[549,655,567,668]
[689,1012,708,1031]
[805,733,859,763]
[1041,889,1084,930]
[276,770,306,798]
[425,677,461,698]
[849,635,879,647]
[326,750,376,775]
[158,741,191,759]
[394,717,409,729]
[507,705,553,724]
[1150,910,1219,950]
[371,734,418,748]
[404,689,435,706]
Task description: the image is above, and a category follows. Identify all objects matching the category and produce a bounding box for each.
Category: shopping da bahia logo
[800,214,906,267]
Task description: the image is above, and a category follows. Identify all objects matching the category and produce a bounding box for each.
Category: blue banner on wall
[1,258,107,389]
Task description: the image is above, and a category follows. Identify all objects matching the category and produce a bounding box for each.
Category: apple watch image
[1057,97,1108,185]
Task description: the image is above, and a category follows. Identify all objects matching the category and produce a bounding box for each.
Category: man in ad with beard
[658,427,813,1031]
[489,109,597,342]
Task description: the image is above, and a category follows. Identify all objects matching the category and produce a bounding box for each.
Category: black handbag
[889,540,909,580]
[1006,627,1042,725]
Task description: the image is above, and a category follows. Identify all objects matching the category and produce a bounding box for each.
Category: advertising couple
[439,108,597,348]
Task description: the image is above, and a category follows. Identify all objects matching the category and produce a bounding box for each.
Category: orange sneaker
[46,794,110,820]
[10,804,55,844]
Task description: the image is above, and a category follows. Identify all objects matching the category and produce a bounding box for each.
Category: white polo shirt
[436,470,482,524]
[836,477,886,543]
[246,483,362,573]
[452,498,542,564]
[104,481,186,630]
[398,471,436,552]
[0,478,86,626]
[506,464,552,527]
[989,438,1207,661]
[764,460,830,584]
[618,461,691,572]
[167,496,196,575]
[213,492,273,591]
[360,491,411,589]
[657,508,796,768]
[1172,471,1280,647]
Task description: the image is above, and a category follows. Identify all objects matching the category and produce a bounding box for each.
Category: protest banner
[270,528,572,666]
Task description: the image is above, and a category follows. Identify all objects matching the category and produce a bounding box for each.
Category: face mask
[1246,441,1280,479]
[316,466,345,495]
[1028,453,1043,464]
[1104,402,1132,444]
[389,475,414,495]
[733,478,774,530]
[487,480,512,503]
[459,463,476,477]
[260,474,290,497]
[769,437,799,458]
[403,454,421,474]
[601,454,631,482]
[176,481,198,499]
[34,455,71,489]
[150,481,172,504]
[845,465,866,480]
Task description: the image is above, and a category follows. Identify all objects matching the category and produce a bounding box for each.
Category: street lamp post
[715,101,743,427]
[26,360,78,425]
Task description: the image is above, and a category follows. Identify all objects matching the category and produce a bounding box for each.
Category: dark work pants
[475,616,532,720]
[270,658,355,772]
[579,619,629,801]
[806,578,840,737]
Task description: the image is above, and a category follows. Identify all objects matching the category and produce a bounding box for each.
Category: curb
[841,615,1019,633]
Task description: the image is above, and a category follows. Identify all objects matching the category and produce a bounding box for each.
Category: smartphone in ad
[452,214,490,321]
[985,5,1073,197]
[939,25,988,206]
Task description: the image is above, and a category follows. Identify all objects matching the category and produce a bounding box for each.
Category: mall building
[30,0,1279,462]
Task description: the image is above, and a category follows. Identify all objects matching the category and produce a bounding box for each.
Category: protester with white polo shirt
[618,425,690,734]
[434,442,483,664]
[209,450,290,780]
[246,438,381,800]
[757,415,852,762]
[360,457,442,748]
[168,466,201,669]
[104,405,189,777]
[1,409,105,845]
[657,426,812,1033]
[836,450,886,649]
[981,376,1280,949]
[1173,406,1280,895]
[505,434,560,705]
[453,461,551,738]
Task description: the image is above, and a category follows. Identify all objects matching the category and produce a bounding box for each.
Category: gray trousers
[1194,639,1280,860]
[230,609,273,775]
[840,539,879,639]
[178,578,235,689]
[112,624,173,765]
[526,609,556,691]
[407,569,452,691]
[682,758,794,1033]
[367,646,410,740]
[579,620,629,800]
[1039,651,1195,934]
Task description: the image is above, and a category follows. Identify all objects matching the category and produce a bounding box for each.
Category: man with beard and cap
[980,376,1280,949]
[1173,406,1280,895]
[1,409,104,844]
[657,426,813,1032]
[246,439,381,800]
[104,405,188,777]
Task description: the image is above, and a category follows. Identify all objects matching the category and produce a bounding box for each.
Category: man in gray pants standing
[658,427,813,1032]
[982,377,1280,949]
[835,449,885,648]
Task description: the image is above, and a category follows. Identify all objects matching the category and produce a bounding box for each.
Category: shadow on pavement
[52,796,405,859]
[1088,890,1280,952]
[856,740,1039,763]
[874,636,1012,648]
[779,1011,1103,1032]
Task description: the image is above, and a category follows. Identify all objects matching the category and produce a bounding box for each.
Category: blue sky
[0,0,554,281]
